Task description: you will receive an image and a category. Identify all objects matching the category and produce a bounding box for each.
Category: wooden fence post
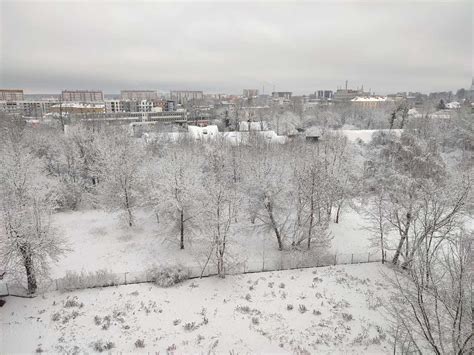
[334,254,337,265]
[55,279,59,291]
[6,282,9,296]
[368,253,370,262]
[351,254,354,264]
[124,272,128,285]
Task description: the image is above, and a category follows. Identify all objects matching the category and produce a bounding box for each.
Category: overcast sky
[0,0,472,94]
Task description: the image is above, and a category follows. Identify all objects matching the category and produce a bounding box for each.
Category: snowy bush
[91,340,115,352]
[64,296,83,308]
[54,180,83,211]
[147,265,189,287]
[183,322,197,331]
[59,269,118,291]
[134,339,145,348]
[342,312,353,321]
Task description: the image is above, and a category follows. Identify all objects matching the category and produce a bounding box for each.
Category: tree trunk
[265,200,283,251]
[20,245,37,294]
[124,187,133,227]
[335,203,342,224]
[307,196,315,250]
[180,209,184,250]
[392,212,412,265]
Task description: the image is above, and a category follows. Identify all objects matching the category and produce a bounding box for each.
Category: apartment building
[61,90,104,102]
[243,89,259,98]
[0,89,24,101]
[120,90,158,101]
[170,90,203,105]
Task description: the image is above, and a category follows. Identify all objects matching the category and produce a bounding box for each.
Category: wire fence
[0,250,392,298]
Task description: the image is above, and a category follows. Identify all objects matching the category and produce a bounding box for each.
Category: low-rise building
[350,96,390,108]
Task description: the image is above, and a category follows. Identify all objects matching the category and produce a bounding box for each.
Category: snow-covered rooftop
[351,96,388,102]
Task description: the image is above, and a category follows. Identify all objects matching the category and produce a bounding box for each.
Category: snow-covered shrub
[94,315,102,325]
[91,340,114,352]
[147,265,189,287]
[59,269,118,291]
[54,180,83,211]
[183,322,197,331]
[236,305,251,314]
[101,316,111,330]
[342,312,353,321]
[298,304,307,313]
[134,339,145,348]
[251,317,259,325]
[51,312,61,322]
[287,304,294,311]
[64,296,83,308]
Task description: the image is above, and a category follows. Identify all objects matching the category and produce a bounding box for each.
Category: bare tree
[387,232,472,354]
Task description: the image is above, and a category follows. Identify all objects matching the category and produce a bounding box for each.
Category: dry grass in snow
[1,263,392,354]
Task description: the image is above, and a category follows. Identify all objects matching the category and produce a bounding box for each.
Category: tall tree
[0,128,68,293]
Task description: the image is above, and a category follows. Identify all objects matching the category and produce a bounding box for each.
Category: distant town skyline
[1,1,472,95]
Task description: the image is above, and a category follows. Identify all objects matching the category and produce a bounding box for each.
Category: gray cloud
[1,0,472,94]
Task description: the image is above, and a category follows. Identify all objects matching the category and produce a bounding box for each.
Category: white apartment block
[105,100,123,113]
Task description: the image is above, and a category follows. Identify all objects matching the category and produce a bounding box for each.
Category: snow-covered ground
[0,263,392,354]
[48,207,377,279]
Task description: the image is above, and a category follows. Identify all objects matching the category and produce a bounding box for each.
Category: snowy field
[48,206,376,279]
[1,263,392,354]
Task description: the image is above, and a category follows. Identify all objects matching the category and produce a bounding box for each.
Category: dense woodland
[0,106,472,353]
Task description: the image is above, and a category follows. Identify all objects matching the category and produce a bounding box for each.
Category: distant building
[272,92,292,100]
[0,100,58,117]
[105,100,123,113]
[170,90,204,105]
[61,90,104,102]
[445,101,461,109]
[120,90,157,101]
[51,102,105,114]
[333,81,370,102]
[243,89,259,98]
[333,89,370,102]
[0,89,24,101]
[316,90,333,100]
[351,96,390,108]
[166,100,176,111]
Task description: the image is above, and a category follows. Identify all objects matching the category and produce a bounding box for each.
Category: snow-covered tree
[387,232,472,354]
[199,143,238,277]
[151,142,204,249]
[242,142,291,251]
[0,128,68,293]
[97,128,144,227]
[291,146,333,250]
[364,130,469,267]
